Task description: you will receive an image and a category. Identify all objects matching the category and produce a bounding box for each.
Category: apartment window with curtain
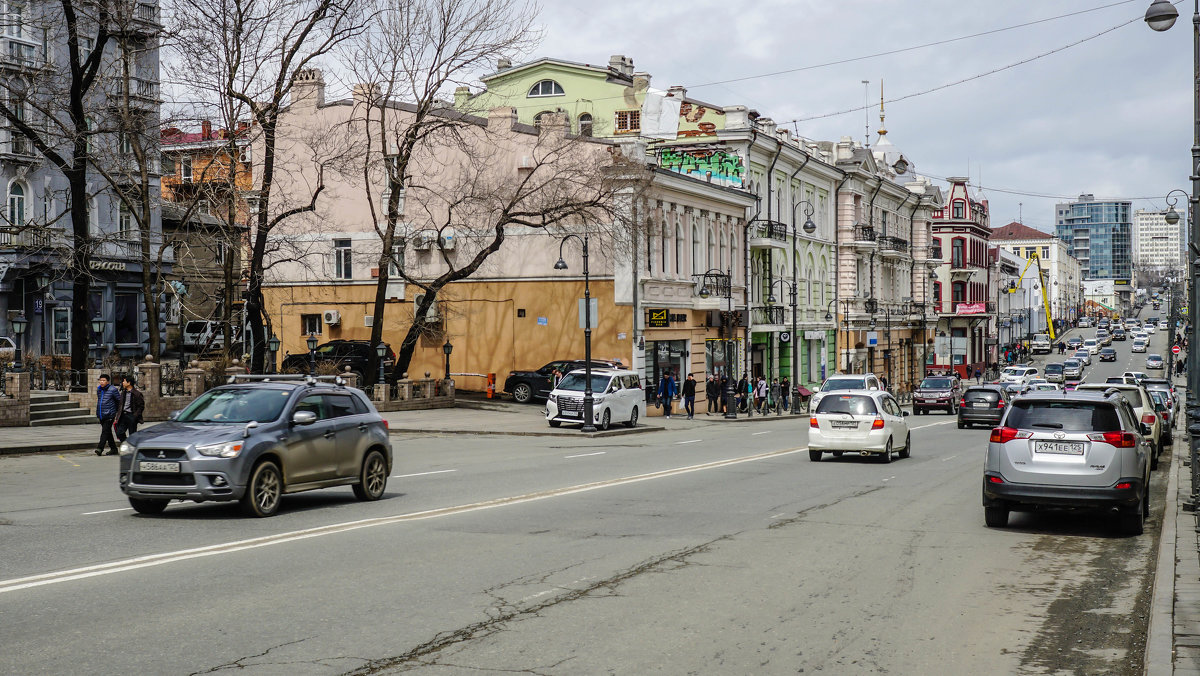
[118,202,136,239]
[7,181,24,228]
[333,238,352,279]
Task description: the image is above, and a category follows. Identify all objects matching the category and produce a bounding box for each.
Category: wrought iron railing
[32,366,88,392]
[751,220,787,241]
[853,225,877,242]
[878,235,909,254]
[160,363,185,396]
[752,305,785,325]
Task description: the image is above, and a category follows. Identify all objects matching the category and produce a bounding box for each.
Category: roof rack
[226,374,345,387]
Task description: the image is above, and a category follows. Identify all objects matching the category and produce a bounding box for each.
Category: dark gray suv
[118,376,393,517]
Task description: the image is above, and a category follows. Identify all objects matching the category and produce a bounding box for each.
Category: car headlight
[118,441,135,456]
[196,441,244,458]
[548,394,557,403]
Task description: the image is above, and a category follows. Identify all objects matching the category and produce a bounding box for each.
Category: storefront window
[114,292,138,344]
[647,339,687,393]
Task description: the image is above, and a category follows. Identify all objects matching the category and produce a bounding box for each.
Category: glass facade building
[1054,194,1132,281]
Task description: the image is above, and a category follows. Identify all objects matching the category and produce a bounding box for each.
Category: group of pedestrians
[94,373,145,456]
[657,371,792,419]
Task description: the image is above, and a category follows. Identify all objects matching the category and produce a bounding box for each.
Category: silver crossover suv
[982,390,1151,535]
[119,376,394,517]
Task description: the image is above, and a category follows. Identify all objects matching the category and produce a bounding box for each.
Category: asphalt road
[0,311,1175,675]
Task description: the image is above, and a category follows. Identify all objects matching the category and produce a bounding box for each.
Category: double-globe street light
[697,269,737,419]
[11,313,27,371]
[553,232,597,433]
[789,199,817,410]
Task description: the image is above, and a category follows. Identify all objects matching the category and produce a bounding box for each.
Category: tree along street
[0,322,1170,675]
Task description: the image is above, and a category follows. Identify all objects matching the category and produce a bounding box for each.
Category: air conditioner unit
[440,230,455,250]
[413,294,439,321]
[412,231,433,250]
[322,310,341,325]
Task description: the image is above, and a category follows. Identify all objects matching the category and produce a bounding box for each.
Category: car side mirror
[168,410,180,421]
[292,410,318,426]
[902,411,910,417]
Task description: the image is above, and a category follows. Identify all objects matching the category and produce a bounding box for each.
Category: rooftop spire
[877,79,887,138]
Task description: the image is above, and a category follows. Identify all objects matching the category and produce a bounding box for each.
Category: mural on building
[658,148,744,186]
[677,103,722,138]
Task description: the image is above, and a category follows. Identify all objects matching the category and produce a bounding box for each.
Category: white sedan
[808,390,910,463]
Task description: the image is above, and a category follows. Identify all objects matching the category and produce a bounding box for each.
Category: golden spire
[877,79,887,138]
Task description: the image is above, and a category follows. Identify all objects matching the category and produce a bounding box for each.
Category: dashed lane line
[563,452,606,459]
[393,469,457,479]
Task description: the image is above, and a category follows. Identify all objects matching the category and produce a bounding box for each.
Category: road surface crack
[187,637,315,674]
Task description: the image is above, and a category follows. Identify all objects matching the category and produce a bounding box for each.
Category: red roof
[990,221,1054,241]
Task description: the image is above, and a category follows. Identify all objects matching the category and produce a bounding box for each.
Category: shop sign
[648,308,669,328]
[779,331,791,343]
[90,260,128,271]
[955,302,986,315]
[804,330,824,340]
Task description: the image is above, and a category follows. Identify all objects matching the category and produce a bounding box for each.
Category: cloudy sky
[504,0,1193,233]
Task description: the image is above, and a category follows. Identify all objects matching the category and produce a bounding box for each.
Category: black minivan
[958,386,1009,429]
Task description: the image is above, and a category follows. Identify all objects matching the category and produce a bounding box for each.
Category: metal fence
[160,363,185,396]
[31,366,88,392]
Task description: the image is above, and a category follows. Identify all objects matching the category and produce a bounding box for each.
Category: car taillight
[1142,413,1157,426]
[871,418,884,429]
[988,475,1004,484]
[382,419,389,430]
[1161,412,1169,420]
[997,400,1006,408]
[1116,482,1133,490]
[810,417,819,429]
[989,427,1032,443]
[1087,431,1136,448]
[959,398,966,408]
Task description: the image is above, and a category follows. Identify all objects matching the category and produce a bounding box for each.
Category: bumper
[914,398,953,408]
[959,410,1003,425]
[545,400,605,426]
[120,470,244,502]
[809,429,891,452]
[982,474,1143,510]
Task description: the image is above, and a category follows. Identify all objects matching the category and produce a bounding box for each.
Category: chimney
[758,117,776,136]
[667,85,686,99]
[353,82,381,105]
[632,71,652,90]
[201,119,211,140]
[609,54,634,76]
[497,57,512,71]
[723,105,749,129]
[454,86,471,109]
[291,68,325,109]
[487,106,518,131]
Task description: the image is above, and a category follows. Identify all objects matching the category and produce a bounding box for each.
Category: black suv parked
[504,359,622,403]
[280,340,395,382]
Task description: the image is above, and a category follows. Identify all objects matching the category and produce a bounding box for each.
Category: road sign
[1173,345,1181,355]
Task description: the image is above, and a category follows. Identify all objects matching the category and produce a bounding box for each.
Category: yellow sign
[647,308,669,328]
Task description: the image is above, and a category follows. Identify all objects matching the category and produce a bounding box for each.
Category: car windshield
[1001,368,1024,377]
[919,378,954,389]
[176,387,292,423]
[556,373,612,392]
[816,394,878,416]
[1149,354,1163,360]
[1045,364,1063,373]
[314,344,340,355]
[1006,401,1121,432]
[1063,360,1079,368]
[822,378,866,391]
[184,320,208,333]
[1084,340,1097,346]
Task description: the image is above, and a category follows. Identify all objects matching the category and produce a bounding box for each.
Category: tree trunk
[66,162,91,372]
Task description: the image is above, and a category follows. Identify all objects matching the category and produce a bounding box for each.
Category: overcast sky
[505,0,1193,233]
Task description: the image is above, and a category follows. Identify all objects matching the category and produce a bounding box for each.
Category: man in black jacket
[115,375,146,443]
[681,373,697,420]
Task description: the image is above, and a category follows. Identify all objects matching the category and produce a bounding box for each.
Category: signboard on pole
[578,298,598,329]
[1173,345,1181,355]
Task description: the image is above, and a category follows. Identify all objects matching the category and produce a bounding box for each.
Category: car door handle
[357,423,368,432]
[323,430,336,439]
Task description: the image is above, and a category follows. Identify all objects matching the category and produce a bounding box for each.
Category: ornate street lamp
[554,232,596,433]
[266,335,281,374]
[306,332,318,376]
[90,316,105,369]
[443,339,453,380]
[376,343,388,385]
[696,268,737,419]
[11,313,27,371]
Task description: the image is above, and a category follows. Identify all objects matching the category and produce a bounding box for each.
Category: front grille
[133,473,195,486]
[557,396,583,414]
[137,448,187,460]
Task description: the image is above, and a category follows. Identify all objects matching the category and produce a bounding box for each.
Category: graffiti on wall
[659,148,745,186]
[677,103,722,138]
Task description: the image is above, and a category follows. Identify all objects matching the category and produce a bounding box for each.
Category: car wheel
[958,421,966,429]
[352,450,388,501]
[512,383,533,404]
[1119,498,1145,536]
[984,504,1009,528]
[240,460,283,518]
[548,420,561,428]
[128,497,168,515]
[808,450,821,462]
[899,434,911,459]
[880,439,893,463]
[598,408,611,431]
[625,406,639,428]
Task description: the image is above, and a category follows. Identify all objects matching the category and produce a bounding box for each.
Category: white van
[1031,334,1051,354]
[546,369,644,430]
[1083,338,1100,355]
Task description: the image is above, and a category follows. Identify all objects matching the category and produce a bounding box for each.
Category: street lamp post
[266,335,280,374]
[698,269,737,419]
[766,278,798,414]
[443,339,453,381]
[11,313,27,372]
[306,333,318,376]
[376,343,388,385]
[554,233,596,433]
[792,199,817,411]
[90,317,105,369]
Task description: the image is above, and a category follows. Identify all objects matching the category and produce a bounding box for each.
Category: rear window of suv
[964,388,1000,402]
[816,395,877,415]
[1005,401,1122,432]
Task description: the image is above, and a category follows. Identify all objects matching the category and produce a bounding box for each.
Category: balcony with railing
[749,219,788,250]
[850,225,877,252]
[0,227,52,248]
[751,304,786,328]
[939,300,997,317]
[107,77,161,109]
[878,235,909,259]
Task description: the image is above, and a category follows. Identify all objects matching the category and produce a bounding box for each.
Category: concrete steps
[29,391,94,426]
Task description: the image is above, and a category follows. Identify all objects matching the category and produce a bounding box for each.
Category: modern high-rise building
[1133,208,1185,273]
[1054,194,1132,280]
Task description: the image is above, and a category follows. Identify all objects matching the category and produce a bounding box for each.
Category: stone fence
[0,371,30,426]
[371,377,455,412]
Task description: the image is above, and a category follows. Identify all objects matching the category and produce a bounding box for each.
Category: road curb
[389,425,665,438]
[0,443,96,457]
[1146,426,1182,676]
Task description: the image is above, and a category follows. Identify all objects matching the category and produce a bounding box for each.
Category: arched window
[533,111,552,127]
[706,227,714,270]
[7,182,24,227]
[806,253,816,304]
[692,224,701,274]
[527,79,564,97]
[578,113,593,137]
[661,222,669,273]
[719,229,727,271]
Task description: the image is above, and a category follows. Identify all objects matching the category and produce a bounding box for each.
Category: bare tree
[343,0,538,382]
[167,0,368,372]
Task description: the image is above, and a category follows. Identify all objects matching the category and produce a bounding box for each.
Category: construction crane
[1004,251,1055,342]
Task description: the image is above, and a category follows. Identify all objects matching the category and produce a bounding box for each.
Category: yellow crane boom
[1006,252,1056,342]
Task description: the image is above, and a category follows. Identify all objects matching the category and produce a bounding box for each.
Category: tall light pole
[554,232,596,433]
[698,269,737,419]
[767,278,798,413]
[792,199,817,410]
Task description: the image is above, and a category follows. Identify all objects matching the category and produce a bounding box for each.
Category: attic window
[528,80,564,97]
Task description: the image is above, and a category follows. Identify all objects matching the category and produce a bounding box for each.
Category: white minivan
[546,368,644,430]
[1083,338,1100,355]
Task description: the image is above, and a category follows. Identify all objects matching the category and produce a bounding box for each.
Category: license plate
[830,420,858,429]
[139,461,181,473]
[972,402,990,408]
[561,411,581,418]
[1034,441,1085,455]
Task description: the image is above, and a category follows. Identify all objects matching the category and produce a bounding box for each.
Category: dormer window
[527,79,564,98]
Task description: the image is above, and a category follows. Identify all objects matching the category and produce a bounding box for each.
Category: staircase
[30,391,95,426]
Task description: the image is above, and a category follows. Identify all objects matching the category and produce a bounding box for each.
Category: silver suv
[118,375,394,517]
[982,390,1151,535]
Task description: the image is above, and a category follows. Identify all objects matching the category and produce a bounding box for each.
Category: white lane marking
[882,475,897,482]
[912,420,957,429]
[82,507,133,516]
[1,445,811,595]
[752,431,772,436]
[564,451,606,459]
[393,469,457,479]
[769,513,787,519]
[677,439,702,445]
[942,454,959,462]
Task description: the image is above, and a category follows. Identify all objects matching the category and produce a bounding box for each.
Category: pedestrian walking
[657,371,677,419]
[754,376,767,414]
[770,378,781,415]
[705,375,718,415]
[737,375,748,412]
[681,373,697,419]
[780,376,791,413]
[94,374,122,456]
[114,375,145,443]
[973,367,982,384]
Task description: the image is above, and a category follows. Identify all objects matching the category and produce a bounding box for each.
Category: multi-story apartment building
[1055,194,1133,313]
[0,0,167,360]
[989,221,1083,330]
[929,177,993,378]
[1133,208,1186,276]
[832,125,942,390]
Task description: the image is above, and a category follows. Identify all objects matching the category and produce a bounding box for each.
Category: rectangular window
[52,307,69,354]
[120,132,132,154]
[301,313,322,335]
[114,292,138,344]
[615,109,640,134]
[952,202,965,219]
[118,202,135,239]
[180,156,192,182]
[388,243,404,276]
[333,238,352,279]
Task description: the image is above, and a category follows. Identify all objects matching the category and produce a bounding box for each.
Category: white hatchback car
[808,390,910,463]
[545,369,644,431]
